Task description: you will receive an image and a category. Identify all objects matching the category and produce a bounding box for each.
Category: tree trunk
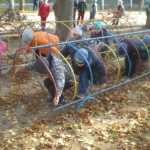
[19,0,24,11]
[129,0,132,10]
[9,0,15,10]
[53,0,73,41]
[100,0,104,10]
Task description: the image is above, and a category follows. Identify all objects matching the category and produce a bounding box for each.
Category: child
[21,29,60,58]
[38,0,50,29]
[116,36,150,78]
[89,0,97,20]
[17,54,74,107]
[112,0,125,26]
[77,0,87,24]
[61,44,106,98]
[66,26,86,46]
[90,21,112,52]
[0,39,7,68]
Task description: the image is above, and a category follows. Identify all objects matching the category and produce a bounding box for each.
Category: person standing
[74,0,78,20]
[38,0,50,29]
[89,0,97,20]
[77,0,87,24]
[73,0,78,27]
[33,0,38,12]
[112,0,125,26]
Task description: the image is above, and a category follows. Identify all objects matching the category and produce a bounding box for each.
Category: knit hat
[143,35,150,45]
[75,48,88,64]
[33,57,50,74]
[94,21,102,29]
[73,26,82,36]
[116,42,128,55]
[22,29,34,43]
[0,40,7,53]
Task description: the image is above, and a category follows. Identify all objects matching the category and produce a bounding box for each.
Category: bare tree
[9,0,15,10]
[53,0,73,41]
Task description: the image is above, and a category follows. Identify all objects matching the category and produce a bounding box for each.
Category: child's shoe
[76,92,87,99]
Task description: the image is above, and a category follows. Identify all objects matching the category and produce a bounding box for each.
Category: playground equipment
[0,20,150,111]
[28,31,150,111]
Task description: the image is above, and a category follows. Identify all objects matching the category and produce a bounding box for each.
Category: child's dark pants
[44,77,74,101]
[125,54,138,77]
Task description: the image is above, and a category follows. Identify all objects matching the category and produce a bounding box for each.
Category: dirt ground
[0,12,150,150]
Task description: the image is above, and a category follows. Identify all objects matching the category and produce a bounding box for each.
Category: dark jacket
[78,1,87,13]
[61,45,106,85]
[90,28,116,45]
[90,28,111,45]
[74,0,78,12]
[120,38,149,60]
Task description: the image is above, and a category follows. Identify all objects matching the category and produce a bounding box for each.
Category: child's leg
[77,12,81,24]
[81,12,84,21]
[41,17,46,28]
[130,55,138,76]
[125,55,130,76]
[78,69,89,93]
[44,77,55,98]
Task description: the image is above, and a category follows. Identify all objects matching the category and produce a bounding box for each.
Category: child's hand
[54,96,59,106]
[100,83,106,90]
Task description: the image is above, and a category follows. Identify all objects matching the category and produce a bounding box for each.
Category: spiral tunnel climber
[0,21,150,111]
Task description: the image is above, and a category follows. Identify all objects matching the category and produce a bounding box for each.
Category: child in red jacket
[38,0,50,29]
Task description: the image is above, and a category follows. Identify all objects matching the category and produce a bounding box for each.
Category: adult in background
[77,0,87,24]
[38,0,50,29]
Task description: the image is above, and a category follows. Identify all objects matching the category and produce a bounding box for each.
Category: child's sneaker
[76,92,87,99]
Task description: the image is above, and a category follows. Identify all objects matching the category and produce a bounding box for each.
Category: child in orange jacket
[22,29,60,58]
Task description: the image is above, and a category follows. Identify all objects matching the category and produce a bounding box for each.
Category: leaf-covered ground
[0,66,149,150]
[0,11,149,150]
